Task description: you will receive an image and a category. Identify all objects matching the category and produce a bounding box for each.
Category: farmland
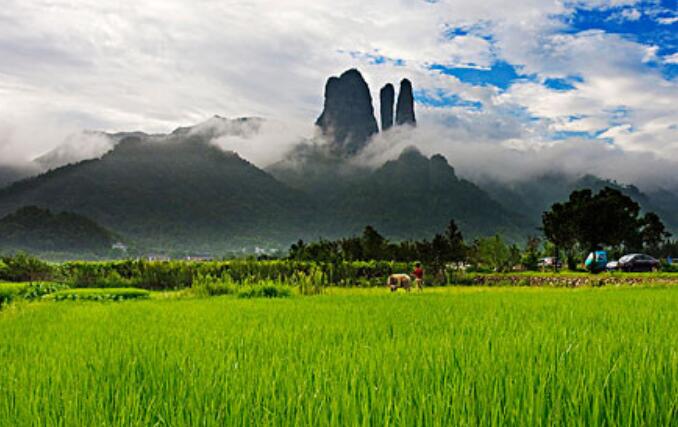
[1,285,677,425]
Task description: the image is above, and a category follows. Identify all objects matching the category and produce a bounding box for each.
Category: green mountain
[3,112,677,256]
[0,165,38,189]
[311,149,528,241]
[0,125,318,253]
[0,206,116,255]
[483,173,678,233]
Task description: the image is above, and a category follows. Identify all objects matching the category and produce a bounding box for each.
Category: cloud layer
[0,0,676,189]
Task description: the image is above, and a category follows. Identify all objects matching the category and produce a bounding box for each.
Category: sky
[0,0,676,187]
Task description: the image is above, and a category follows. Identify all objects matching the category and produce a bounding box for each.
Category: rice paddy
[0,286,676,426]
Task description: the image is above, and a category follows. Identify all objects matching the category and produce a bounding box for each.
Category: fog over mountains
[1,68,677,256]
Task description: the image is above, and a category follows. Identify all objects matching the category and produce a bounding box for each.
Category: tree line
[290,187,676,272]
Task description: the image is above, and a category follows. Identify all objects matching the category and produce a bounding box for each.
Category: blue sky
[419,1,677,103]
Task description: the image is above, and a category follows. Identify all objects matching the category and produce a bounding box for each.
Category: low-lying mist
[4,115,678,193]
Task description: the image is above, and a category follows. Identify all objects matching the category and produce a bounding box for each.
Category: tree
[475,235,513,272]
[0,252,54,282]
[542,199,578,269]
[642,212,671,255]
[361,226,386,260]
[542,187,660,267]
[340,237,363,260]
[288,240,307,260]
[521,236,541,271]
[444,220,466,264]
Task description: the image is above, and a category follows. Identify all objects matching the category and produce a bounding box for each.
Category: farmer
[412,262,424,291]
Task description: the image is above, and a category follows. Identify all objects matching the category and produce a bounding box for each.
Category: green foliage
[58,259,411,290]
[642,212,671,255]
[0,282,69,307]
[471,235,520,272]
[19,282,70,300]
[49,288,150,302]
[0,288,677,424]
[0,283,27,307]
[292,267,326,296]
[543,187,668,256]
[289,220,468,271]
[0,253,55,282]
[521,236,542,271]
[190,273,237,297]
[236,282,292,299]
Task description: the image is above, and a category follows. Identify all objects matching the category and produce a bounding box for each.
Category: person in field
[387,274,412,292]
[412,262,424,291]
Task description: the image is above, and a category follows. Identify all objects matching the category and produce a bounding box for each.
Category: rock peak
[395,79,416,126]
[379,84,395,131]
[315,69,379,156]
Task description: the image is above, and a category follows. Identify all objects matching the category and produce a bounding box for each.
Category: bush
[0,283,28,307]
[66,268,134,289]
[49,288,150,302]
[0,253,55,282]
[191,273,237,297]
[20,282,70,300]
[237,283,292,299]
[292,267,326,295]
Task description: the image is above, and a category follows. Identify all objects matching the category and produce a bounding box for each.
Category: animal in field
[387,274,412,292]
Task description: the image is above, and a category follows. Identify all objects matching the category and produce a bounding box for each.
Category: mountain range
[0,68,676,256]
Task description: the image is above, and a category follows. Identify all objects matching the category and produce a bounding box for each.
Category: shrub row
[58,259,410,290]
[48,288,150,302]
[190,274,299,298]
[5,254,678,291]
[0,282,70,308]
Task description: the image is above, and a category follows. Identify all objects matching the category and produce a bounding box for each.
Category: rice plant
[0,286,676,425]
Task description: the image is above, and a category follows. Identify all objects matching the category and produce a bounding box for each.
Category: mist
[3,113,678,194]
[351,123,678,192]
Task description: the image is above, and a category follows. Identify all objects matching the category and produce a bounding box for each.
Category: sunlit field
[1,286,677,426]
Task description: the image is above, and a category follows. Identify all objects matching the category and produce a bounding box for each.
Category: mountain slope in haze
[319,149,528,240]
[33,116,265,171]
[0,164,40,189]
[0,206,116,255]
[0,121,318,252]
[484,173,678,232]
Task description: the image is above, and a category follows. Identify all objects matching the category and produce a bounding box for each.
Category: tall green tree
[361,226,386,260]
[444,220,466,263]
[542,187,667,262]
[641,212,671,255]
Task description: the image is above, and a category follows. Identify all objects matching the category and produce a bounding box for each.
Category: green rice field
[1,286,677,425]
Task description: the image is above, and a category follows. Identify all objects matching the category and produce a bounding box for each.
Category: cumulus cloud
[0,0,675,190]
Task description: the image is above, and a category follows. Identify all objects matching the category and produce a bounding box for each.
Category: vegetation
[0,287,676,424]
[543,187,671,269]
[0,206,117,256]
[0,252,55,282]
[48,288,150,302]
[0,282,27,307]
[0,281,69,307]
[236,283,292,299]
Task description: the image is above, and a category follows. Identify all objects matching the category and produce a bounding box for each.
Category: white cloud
[0,0,675,190]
